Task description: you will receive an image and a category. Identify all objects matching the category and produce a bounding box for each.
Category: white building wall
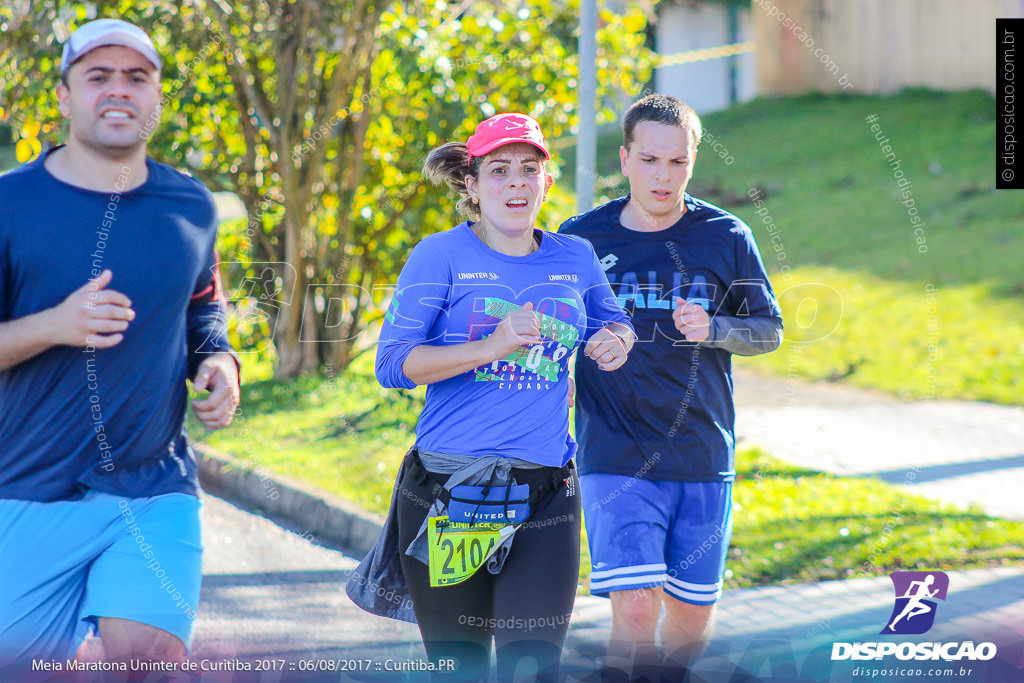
[655,2,758,114]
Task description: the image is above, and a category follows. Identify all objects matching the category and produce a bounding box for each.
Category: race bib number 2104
[427,515,512,587]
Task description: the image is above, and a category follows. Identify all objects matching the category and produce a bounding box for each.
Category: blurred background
[2,0,1022,590]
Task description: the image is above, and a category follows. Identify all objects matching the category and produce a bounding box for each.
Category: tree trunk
[274,185,319,378]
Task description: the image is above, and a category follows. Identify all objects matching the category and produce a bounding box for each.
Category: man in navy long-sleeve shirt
[561,94,782,679]
[0,19,239,671]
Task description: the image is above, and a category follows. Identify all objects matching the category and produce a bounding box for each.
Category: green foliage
[730,450,1024,587]
[350,0,655,344]
[0,142,16,172]
[700,89,1023,296]
[189,353,423,513]
[1,1,655,377]
[738,267,1024,404]
[559,90,1024,406]
[190,358,1024,589]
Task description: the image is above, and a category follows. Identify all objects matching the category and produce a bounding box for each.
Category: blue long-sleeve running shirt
[560,195,782,482]
[0,147,236,501]
[376,222,631,467]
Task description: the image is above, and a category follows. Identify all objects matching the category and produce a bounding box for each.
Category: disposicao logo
[831,570,997,663]
[882,570,948,635]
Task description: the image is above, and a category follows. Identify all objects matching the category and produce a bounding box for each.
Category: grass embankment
[561,89,1024,405]
[729,451,1024,588]
[189,89,1024,587]
[190,355,1024,590]
[7,89,1021,588]
[5,91,1020,402]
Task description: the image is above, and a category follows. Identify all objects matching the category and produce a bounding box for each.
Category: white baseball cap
[60,19,162,76]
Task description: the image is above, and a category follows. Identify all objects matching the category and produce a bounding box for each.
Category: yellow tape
[657,41,757,68]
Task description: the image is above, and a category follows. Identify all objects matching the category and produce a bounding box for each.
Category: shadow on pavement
[864,453,1024,485]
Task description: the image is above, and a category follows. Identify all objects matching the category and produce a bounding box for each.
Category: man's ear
[57,82,71,118]
[619,145,629,177]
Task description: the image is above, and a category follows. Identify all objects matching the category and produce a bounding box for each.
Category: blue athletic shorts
[581,474,732,605]
[0,490,202,665]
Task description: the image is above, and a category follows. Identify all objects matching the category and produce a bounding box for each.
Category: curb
[196,445,384,556]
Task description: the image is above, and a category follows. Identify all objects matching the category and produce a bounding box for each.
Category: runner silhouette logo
[881,570,949,635]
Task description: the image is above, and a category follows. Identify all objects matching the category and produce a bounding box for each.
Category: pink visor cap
[466,113,551,160]
[61,19,162,76]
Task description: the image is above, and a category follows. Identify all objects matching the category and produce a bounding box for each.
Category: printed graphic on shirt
[605,270,717,312]
[472,297,580,388]
[385,291,400,325]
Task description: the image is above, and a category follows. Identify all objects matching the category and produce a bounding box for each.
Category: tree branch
[202,0,280,150]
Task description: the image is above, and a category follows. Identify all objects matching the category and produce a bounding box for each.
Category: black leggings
[396,455,582,682]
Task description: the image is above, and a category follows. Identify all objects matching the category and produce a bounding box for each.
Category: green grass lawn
[560,89,1024,405]
[5,90,1021,404]
[196,354,425,514]
[729,450,1024,588]
[190,356,1024,590]
[738,266,1024,403]
[564,89,1021,294]
[700,89,1021,296]
[188,89,1024,589]
[11,89,1024,589]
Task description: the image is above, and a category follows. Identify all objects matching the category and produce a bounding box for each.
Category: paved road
[195,492,1024,682]
[194,493,617,679]
[194,493,423,667]
[187,366,1024,681]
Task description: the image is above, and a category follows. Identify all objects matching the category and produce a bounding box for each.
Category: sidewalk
[191,366,1024,681]
[193,491,1024,681]
[731,365,1024,520]
[563,566,1024,682]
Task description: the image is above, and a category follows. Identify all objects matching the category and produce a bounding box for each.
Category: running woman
[349,112,634,681]
[560,94,783,680]
[0,19,239,674]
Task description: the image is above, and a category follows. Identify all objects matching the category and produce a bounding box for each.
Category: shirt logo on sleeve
[548,274,579,282]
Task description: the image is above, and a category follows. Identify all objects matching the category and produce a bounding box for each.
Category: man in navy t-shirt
[0,19,239,671]
[561,94,783,678]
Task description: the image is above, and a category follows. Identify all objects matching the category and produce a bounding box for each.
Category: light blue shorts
[0,490,202,666]
[581,474,732,605]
